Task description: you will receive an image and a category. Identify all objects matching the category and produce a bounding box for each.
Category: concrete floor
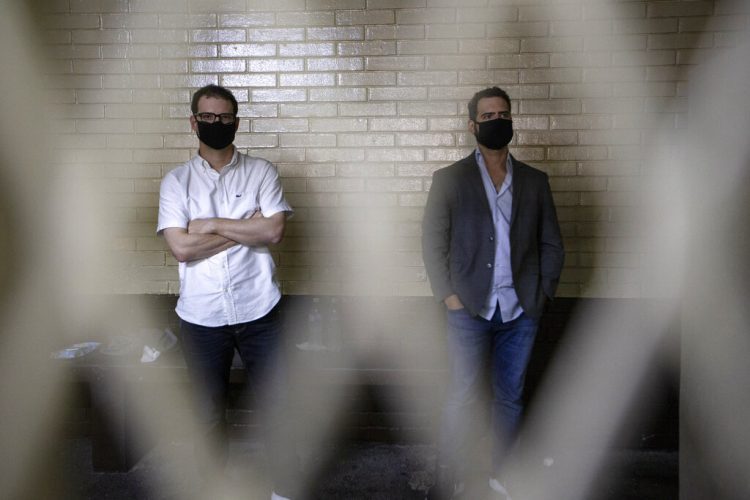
[55,437,677,500]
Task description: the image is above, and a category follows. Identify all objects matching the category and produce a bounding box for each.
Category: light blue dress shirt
[475,149,523,322]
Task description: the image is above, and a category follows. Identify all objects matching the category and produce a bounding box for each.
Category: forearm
[162,228,236,262]
[193,212,286,247]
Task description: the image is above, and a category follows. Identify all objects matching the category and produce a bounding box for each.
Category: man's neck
[478,144,509,173]
[199,144,235,172]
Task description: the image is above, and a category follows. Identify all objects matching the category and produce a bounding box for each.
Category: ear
[234,117,240,131]
[468,119,477,135]
[189,114,198,133]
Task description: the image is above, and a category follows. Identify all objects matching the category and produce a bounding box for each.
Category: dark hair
[190,84,238,116]
[468,87,511,122]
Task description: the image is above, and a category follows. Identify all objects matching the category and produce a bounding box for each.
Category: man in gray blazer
[422,87,564,499]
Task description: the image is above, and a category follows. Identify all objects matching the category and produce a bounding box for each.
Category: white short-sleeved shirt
[157,149,293,327]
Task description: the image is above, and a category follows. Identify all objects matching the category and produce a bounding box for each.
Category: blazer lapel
[509,154,524,228]
[462,153,493,222]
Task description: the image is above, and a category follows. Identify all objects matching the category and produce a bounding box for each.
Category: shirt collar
[196,146,239,174]
[475,148,513,194]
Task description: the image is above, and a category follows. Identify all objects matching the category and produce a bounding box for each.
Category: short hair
[468,87,511,122]
[190,84,238,116]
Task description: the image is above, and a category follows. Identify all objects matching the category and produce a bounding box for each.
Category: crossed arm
[162,211,286,263]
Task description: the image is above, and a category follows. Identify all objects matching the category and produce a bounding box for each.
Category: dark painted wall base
[61,295,678,471]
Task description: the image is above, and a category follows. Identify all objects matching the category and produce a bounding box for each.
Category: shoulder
[238,152,277,174]
[161,158,194,185]
[512,156,549,182]
[433,152,477,180]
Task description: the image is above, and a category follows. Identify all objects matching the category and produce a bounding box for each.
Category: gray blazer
[422,153,564,320]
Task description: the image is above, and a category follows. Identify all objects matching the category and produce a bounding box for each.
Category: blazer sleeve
[538,173,565,299]
[422,170,454,303]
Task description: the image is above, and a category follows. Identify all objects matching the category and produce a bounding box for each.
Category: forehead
[196,95,234,113]
[476,96,510,114]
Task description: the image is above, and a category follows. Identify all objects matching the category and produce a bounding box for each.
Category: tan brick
[308,57,363,71]
[102,13,159,29]
[396,132,454,147]
[366,149,424,162]
[69,1,128,13]
[307,148,366,162]
[339,41,397,56]
[425,23,484,39]
[426,148,472,162]
[338,163,395,177]
[548,146,608,161]
[396,8,456,24]
[612,50,676,66]
[582,97,644,114]
[398,71,456,86]
[517,131,578,146]
[339,102,397,116]
[338,71,396,86]
[647,1,713,17]
[427,55,486,70]
[247,28,304,42]
[367,25,425,40]
[280,134,337,148]
[218,12,274,27]
[369,88,427,102]
[521,99,581,115]
[158,13,216,28]
[648,33,712,50]
[281,73,336,87]
[71,29,129,44]
[550,114,612,130]
[280,103,338,117]
[521,5,582,22]
[280,42,335,56]
[337,134,394,147]
[584,2,645,20]
[521,37,583,53]
[715,0,750,14]
[335,9,394,26]
[276,11,333,26]
[220,43,276,57]
[44,14,101,29]
[309,87,366,101]
[308,27,364,41]
[521,68,582,84]
[251,89,306,102]
[489,54,549,69]
[370,118,427,131]
[459,39,519,54]
[400,101,458,116]
[131,29,188,43]
[457,7,518,23]
[550,19,612,37]
[191,29,245,43]
[458,70,519,85]
[365,56,424,71]
[583,66,646,83]
[308,117,367,132]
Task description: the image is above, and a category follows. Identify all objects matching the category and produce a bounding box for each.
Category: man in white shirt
[158,84,294,499]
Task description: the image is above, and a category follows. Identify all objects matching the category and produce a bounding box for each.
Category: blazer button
[489,236,494,241]
[487,263,493,268]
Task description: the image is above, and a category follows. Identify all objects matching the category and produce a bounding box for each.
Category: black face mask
[474,117,513,150]
[196,121,236,150]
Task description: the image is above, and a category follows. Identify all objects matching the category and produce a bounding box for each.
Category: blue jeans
[439,306,538,479]
[180,303,295,493]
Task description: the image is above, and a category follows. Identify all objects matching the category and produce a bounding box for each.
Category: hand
[187,218,216,234]
[444,294,464,311]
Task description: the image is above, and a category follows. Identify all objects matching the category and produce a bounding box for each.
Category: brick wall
[36,0,749,298]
